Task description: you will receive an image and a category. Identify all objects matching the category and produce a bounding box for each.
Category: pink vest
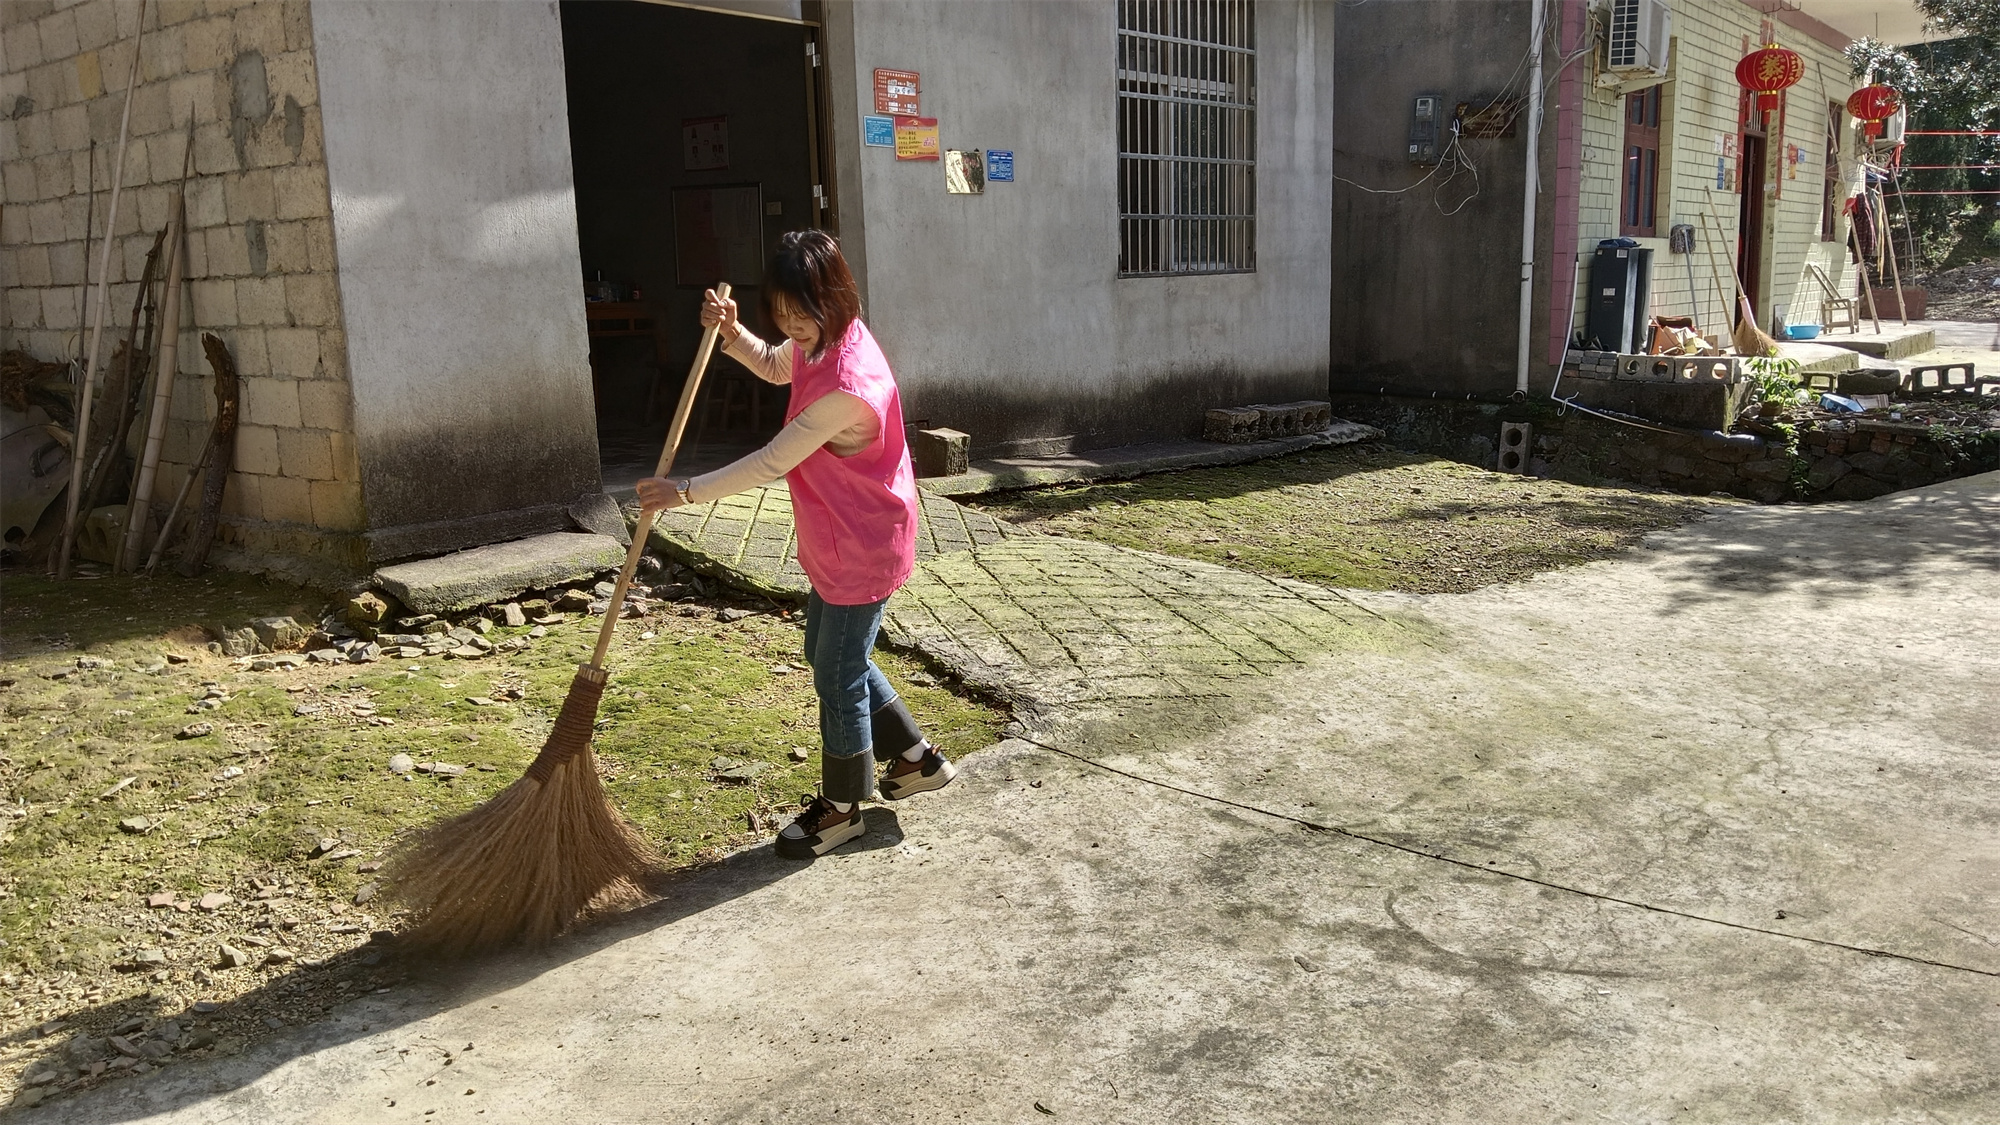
[785,320,920,605]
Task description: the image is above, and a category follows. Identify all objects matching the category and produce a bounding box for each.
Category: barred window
[1117,0,1257,277]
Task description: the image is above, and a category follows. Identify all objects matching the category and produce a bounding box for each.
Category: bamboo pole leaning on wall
[54,0,149,579]
[119,121,197,573]
[75,229,167,524]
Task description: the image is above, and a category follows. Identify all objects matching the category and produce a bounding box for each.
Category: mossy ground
[0,566,1002,1100]
[968,443,1729,594]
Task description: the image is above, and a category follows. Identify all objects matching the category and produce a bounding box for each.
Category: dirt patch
[0,566,1003,1109]
[1918,259,2000,321]
[966,443,1729,594]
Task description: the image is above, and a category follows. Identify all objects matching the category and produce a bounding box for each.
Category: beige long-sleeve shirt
[683,332,880,504]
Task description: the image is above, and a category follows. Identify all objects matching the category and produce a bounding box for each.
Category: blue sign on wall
[986,149,1014,182]
[864,115,895,148]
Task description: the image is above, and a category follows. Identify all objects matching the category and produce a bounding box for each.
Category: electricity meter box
[1586,244,1654,354]
[1408,94,1442,165]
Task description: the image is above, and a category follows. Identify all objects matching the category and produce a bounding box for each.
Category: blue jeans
[803,591,898,762]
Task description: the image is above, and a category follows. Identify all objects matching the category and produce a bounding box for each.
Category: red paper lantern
[1736,44,1805,112]
[1846,83,1902,140]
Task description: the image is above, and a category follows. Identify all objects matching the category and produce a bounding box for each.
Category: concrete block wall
[1,0,361,576]
[1570,0,1859,337]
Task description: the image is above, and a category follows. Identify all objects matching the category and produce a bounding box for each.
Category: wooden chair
[1806,264,1858,334]
[583,301,662,413]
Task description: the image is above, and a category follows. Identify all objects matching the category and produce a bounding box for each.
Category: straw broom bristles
[386,665,662,955]
[383,283,733,958]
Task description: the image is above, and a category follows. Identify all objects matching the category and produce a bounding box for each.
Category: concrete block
[7,287,44,329]
[235,274,286,323]
[1,161,36,205]
[911,427,971,478]
[329,429,360,480]
[26,199,65,244]
[277,426,334,480]
[184,175,226,228]
[37,9,80,60]
[241,376,301,428]
[191,121,235,175]
[373,532,629,616]
[189,277,237,326]
[220,469,259,519]
[13,244,51,287]
[259,473,313,524]
[301,217,333,271]
[232,3,287,56]
[282,0,314,51]
[297,378,352,432]
[182,14,233,72]
[264,326,320,377]
[1256,403,1311,436]
[47,239,83,285]
[223,168,276,223]
[271,163,328,220]
[264,48,317,108]
[156,0,204,27]
[233,424,281,475]
[203,225,250,275]
[41,286,80,329]
[1903,363,1977,396]
[283,271,338,326]
[262,218,308,271]
[226,326,269,376]
[50,102,87,153]
[1497,422,1531,474]
[139,22,184,83]
[74,0,118,52]
[310,479,364,530]
[1204,407,1262,443]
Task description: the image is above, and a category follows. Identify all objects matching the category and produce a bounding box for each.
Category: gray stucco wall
[311,0,599,561]
[1327,0,1558,398]
[826,0,1337,454]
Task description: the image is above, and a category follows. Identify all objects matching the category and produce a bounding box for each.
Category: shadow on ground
[1643,473,2000,611]
[12,808,904,1120]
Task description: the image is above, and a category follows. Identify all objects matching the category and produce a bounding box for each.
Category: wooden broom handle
[589,281,732,669]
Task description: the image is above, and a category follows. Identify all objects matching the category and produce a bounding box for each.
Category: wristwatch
[674,478,693,506]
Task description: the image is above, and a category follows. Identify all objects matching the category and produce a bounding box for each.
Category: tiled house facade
[1560,1,1861,344]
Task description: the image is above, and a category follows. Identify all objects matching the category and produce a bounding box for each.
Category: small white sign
[683,116,729,171]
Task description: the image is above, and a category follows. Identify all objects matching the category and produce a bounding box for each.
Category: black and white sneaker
[880,746,957,801]
[774,794,865,859]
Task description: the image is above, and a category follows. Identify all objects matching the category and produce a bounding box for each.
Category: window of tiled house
[1621,86,1661,238]
[1822,102,1843,241]
[1117,0,1257,276]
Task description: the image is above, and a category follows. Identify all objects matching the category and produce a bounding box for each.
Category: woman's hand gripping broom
[386,284,734,956]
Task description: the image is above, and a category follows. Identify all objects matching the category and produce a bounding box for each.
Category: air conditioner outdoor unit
[1870,106,1908,149]
[1601,0,1671,84]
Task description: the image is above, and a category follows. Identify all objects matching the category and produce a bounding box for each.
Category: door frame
[1737,122,1768,323]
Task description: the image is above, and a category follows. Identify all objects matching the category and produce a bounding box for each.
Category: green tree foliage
[1845,0,1999,268]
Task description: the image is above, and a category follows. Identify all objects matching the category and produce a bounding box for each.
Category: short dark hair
[762,229,861,358]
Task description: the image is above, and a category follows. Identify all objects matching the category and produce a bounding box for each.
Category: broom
[1700,207,1780,357]
[388,282,733,956]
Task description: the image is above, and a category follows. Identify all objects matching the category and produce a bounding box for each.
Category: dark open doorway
[559,0,829,492]
[1737,123,1768,323]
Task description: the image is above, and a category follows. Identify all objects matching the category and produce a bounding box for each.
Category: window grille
[1117,0,1256,277]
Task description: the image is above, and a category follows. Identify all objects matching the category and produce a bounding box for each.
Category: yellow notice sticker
[894,116,940,162]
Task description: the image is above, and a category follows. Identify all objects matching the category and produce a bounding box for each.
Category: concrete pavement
[25,473,2000,1124]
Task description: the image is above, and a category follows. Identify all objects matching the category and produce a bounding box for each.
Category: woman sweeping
[637,230,954,859]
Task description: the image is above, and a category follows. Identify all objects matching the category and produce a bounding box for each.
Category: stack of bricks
[1561,349,1743,384]
[2,0,363,574]
[1203,400,1334,444]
